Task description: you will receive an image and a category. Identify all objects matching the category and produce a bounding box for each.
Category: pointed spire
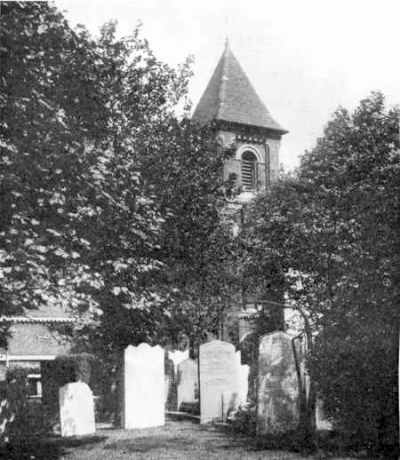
[193,43,287,134]
[224,36,230,51]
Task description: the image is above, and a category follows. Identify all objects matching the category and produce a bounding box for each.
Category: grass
[1,419,364,460]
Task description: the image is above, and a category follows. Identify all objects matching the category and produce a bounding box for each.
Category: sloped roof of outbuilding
[193,41,287,134]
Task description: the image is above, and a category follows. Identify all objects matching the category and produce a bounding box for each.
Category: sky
[56,0,400,170]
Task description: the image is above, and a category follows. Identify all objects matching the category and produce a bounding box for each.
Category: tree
[0,4,167,348]
[0,2,107,324]
[21,16,238,363]
[242,93,400,453]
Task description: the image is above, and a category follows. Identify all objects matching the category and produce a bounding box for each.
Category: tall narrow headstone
[234,351,249,407]
[59,382,95,437]
[177,358,198,411]
[199,340,239,423]
[257,331,299,435]
[164,355,176,410]
[123,343,164,429]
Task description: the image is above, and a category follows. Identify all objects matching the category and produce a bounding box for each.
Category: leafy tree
[243,93,400,453]
[1,2,239,359]
[0,2,106,323]
[0,4,166,347]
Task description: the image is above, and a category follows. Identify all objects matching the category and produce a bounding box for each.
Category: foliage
[52,353,95,386]
[70,24,240,355]
[243,92,400,452]
[228,402,257,435]
[0,2,106,318]
[0,368,45,443]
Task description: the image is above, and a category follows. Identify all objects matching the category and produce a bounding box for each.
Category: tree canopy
[243,92,399,452]
[1,2,238,353]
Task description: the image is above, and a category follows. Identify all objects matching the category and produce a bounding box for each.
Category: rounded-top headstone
[59,381,95,437]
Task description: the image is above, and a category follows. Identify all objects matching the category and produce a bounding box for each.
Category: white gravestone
[177,358,198,410]
[236,351,249,407]
[257,331,300,435]
[123,343,164,429]
[59,382,95,437]
[199,340,239,423]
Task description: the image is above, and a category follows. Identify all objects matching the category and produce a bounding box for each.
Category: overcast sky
[56,0,400,170]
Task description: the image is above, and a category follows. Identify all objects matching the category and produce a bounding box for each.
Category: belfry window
[241,151,257,190]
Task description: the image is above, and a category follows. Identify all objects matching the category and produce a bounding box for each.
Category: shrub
[41,353,96,432]
[228,402,257,435]
[310,327,398,457]
[0,368,45,443]
[52,353,95,387]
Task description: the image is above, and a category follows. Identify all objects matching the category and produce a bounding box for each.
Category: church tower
[193,40,287,197]
[193,41,288,343]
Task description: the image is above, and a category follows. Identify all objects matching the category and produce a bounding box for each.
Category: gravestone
[257,331,299,435]
[316,398,333,430]
[177,358,198,411]
[164,355,176,410]
[199,340,239,423]
[236,351,249,407]
[123,343,164,429]
[59,382,95,437]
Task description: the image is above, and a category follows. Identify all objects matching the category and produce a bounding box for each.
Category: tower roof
[193,41,287,134]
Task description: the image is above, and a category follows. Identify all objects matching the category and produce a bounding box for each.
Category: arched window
[241,150,257,190]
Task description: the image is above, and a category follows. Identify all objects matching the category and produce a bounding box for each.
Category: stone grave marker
[199,340,239,423]
[257,331,300,435]
[236,351,249,406]
[316,398,333,430]
[177,358,198,411]
[59,382,95,437]
[123,343,164,429]
[164,355,176,411]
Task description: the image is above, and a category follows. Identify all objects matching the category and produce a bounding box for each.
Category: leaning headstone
[199,340,239,423]
[257,331,299,435]
[177,358,198,411]
[123,343,164,429]
[59,382,95,437]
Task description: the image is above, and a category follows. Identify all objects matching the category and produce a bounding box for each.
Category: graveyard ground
[4,419,362,460]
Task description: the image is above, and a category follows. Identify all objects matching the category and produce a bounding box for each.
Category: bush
[52,353,95,387]
[310,326,399,457]
[228,402,257,435]
[41,353,96,432]
[0,368,45,443]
